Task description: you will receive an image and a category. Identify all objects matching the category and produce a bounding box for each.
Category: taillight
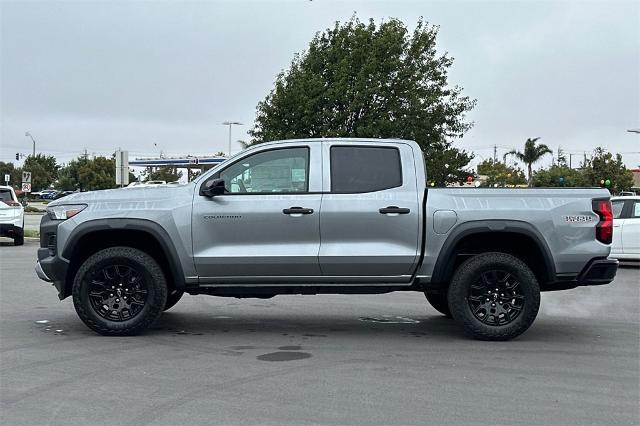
[2,200,21,207]
[592,199,613,244]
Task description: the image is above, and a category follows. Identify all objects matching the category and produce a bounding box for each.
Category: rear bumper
[0,223,23,238]
[541,257,618,291]
[577,258,618,286]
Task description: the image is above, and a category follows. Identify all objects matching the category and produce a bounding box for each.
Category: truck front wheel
[72,247,167,336]
[448,252,540,341]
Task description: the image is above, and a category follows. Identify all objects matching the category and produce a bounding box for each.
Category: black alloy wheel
[467,270,525,326]
[87,264,149,322]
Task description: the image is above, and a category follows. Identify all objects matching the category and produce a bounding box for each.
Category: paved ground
[1,240,638,425]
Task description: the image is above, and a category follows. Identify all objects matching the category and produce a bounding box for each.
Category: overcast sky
[1,0,639,170]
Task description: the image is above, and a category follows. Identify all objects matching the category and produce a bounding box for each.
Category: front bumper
[35,260,51,281]
[35,214,69,299]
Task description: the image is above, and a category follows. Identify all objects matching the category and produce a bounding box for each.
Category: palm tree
[506,137,552,186]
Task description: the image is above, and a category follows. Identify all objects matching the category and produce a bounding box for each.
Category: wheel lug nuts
[491,303,496,307]
[110,293,113,297]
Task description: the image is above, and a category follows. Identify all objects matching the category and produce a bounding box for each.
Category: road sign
[4,174,9,184]
[22,171,32,183]
[115,150,129,186]
[22,183,32,193]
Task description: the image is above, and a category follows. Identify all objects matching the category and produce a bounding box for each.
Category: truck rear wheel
[72,247,167,336]
[424,292,452,317]
[448,252,540,341]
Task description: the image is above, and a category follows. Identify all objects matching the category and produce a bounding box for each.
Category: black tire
[14,228,24,246]
[72,247,167,336]
[164,289,184,311]
[424,292,452,317]
[448,252,540,341]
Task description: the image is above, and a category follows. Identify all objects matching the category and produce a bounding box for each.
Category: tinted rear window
[330,146,402,193]
[0,190,14,202]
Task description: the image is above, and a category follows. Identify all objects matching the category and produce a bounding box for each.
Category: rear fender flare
[430,220,556,286]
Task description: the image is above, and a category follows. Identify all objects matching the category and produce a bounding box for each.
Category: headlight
[47,204,87,220]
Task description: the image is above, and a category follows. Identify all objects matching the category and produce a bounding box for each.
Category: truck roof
[258,137,417,147]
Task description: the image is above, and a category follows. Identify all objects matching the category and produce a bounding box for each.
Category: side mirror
[200,178,226,197]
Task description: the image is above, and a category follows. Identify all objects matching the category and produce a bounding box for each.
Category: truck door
[192,143,322,279]
[318,142,422,281]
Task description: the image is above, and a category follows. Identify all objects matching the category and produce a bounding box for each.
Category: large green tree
[506,138,552,187]
[249,17,476,186]
[22,154,59,191]
[581,147,633,193]
[477,159,527,187]
[58,155,134,191]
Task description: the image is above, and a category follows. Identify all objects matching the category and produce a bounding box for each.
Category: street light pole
[25,131,36,157]
[222,121,243,156]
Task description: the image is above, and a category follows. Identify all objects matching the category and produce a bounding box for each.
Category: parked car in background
[39,189,57,199]
[40,191,59,200]
[0,185,24,245]
[611,196,640,260]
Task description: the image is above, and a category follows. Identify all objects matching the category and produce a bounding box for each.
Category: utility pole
[222,121,243,156]
[493,145,497,163]
[25,131,36,157]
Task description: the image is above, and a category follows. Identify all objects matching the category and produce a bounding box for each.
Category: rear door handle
[379,206,410,214]
[283,206,314,215]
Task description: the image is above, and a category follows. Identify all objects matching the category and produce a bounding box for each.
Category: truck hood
[48,184,193,207]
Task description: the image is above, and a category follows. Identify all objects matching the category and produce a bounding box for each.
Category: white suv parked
[0,186,24,245]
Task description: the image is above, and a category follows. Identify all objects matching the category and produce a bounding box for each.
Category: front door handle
[379,206,410,214]
[283,206,314,215]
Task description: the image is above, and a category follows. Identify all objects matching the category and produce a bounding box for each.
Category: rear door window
[330,146,402,193]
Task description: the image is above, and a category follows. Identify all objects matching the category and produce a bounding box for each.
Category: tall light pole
[222,121,243,156]
[25,131,36,157]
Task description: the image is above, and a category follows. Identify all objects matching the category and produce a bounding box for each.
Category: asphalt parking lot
[1,240,638,425]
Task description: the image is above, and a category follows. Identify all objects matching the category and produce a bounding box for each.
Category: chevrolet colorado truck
[35,138,618,340]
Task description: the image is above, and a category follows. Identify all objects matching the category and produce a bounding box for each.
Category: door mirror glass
[200,178,226,197]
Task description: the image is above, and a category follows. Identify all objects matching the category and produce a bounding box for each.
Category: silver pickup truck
[35,138,618,340]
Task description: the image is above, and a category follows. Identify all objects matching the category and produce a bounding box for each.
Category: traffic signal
[15,152,19,161]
